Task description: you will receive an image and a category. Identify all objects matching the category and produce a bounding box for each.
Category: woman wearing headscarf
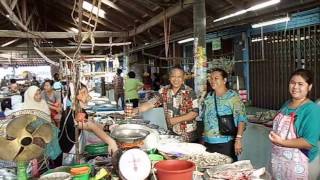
[23,85,50,115]
[21,86,62,166]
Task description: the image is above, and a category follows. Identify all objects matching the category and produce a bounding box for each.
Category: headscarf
[22,86,50,115]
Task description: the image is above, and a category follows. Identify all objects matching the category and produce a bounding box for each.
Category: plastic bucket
[71,164,92,180]
[154,160,195,180]
[72,172,90,180]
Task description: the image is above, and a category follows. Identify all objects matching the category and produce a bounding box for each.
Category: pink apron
[271,111,309,179]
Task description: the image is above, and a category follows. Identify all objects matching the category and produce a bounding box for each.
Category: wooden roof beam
[120,0,157,18]
[1,38,20,47]
[0,46,108,52]
[134,0,161,11]
[0,30,128,38]
[224,0,245,10]
[10,0,18,9]
[0,0,28,31]
[130,0,319,53]
[129,0,193,36]
[101,0,143,22]
[56,1,124,31]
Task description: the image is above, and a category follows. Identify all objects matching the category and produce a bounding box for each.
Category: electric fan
[0,109,53,179]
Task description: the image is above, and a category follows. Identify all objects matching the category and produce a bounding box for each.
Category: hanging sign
[212,37,221,51]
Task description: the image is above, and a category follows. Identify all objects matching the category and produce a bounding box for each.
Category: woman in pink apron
[269,69,320,180]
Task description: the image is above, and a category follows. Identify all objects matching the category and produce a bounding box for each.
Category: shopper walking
[124,71,143,108]
[202,68,247,162]
[269,69,320,180]
[112,69,124,109]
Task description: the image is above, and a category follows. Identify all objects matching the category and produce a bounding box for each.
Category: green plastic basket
[84,143,108,156]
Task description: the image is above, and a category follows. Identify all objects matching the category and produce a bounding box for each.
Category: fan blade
[32,123,53,143]
[0,137,21,161]
[15,144,43,161]
[6,115,35,138]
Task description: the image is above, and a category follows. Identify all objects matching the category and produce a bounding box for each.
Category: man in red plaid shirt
[136,66,199,142]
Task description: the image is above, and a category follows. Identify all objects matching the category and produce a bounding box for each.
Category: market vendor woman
[269,69,320,180]
[54,84,118,166]
[202,68,247,162]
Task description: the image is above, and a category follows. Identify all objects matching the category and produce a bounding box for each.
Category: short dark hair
[290,69,314,85]
[169,66,184,76]
[1,98,11,111]
[53,73,60,81]
[117,69,122,75]
[44,79,54,86]
[128,71,136,78]
[10,79,16,84]
[210,68,228,79]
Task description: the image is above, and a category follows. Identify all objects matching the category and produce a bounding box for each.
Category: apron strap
[290,111,310,158]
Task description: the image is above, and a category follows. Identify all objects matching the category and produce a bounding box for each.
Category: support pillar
[123,45,129,75]
[193,0,207,100]
[242,31,250,101]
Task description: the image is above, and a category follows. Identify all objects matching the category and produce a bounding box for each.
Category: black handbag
[214,92,237,136]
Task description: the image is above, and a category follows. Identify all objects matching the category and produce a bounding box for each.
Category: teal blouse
[280,101,320,161]
[202,90,247,144]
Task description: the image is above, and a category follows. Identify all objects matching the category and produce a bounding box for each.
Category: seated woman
[41,80,62,127]
[55,84,118,166]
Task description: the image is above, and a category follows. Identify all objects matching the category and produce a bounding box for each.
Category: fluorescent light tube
[83,1,105,18]
[252,17,290,28]
[247,0,280,11]
[214,0,281,22]
[178,38,194,44]
[214,10,247,22]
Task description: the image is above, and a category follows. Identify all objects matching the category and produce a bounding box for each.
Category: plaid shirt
[149,84,199,142]
[112,75,124,95]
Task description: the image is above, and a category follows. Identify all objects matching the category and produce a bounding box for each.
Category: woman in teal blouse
[269,69,320,180]
[202,68,247,162]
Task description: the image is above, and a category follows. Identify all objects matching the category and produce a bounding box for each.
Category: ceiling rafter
[0,0,28,31]
[134,0,161,11]
[205,2,219,19]
[224,0,245,10]
[120,0,157,18]
[103,10,136,28]
[1,38,20,47]
[0,30,128,38]
[46,12,89,33]
[54,0,124,31]
[10,0,18,10]
[129,0,193,36]
[41,2,90,32]
[101,0,143,23]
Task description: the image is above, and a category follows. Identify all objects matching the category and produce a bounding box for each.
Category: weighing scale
[118,149,151,180]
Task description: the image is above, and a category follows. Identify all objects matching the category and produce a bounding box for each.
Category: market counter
[239,122,272,170]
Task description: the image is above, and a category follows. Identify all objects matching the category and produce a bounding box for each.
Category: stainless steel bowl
[110,124,150,143]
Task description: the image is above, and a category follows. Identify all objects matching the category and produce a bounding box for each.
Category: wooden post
[74,0,84,164]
